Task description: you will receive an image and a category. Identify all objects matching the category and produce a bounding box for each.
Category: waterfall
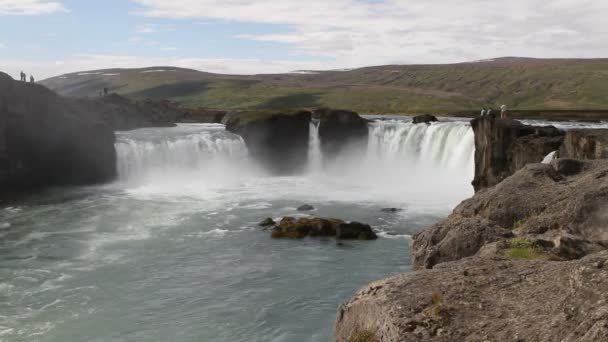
[308,120,322,172]
[115,124,249,183]
[365,120,475,176]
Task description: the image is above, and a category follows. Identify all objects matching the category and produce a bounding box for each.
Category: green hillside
[39,58,608,115]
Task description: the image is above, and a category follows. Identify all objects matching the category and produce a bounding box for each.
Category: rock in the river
[559,128,608,160]
[270,217,377,240]
[258,217,276,227]
[413,159,608,269]
[471,115,565,191]
[0,72,117,196]
[317,109,369,157]
[224,110,312,174]
[380,208,403,213]
[337,222,378,240]
[297,204,315,211]
[412,114,438,124]
[334,251,608,342]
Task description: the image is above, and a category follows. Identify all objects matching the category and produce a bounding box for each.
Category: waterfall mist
[114,120,475,209]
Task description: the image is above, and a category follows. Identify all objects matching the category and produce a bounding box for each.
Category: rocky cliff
[0,72,116,196]
[335,251,608,342]
[335,158,608,341]
[224,110,312,174]
[225,109,370,174]
[471,116,565,191]
[559,129,608,160]
[317,109,369,158]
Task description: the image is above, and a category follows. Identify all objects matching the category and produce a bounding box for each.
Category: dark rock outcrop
[72,94,178,131]
[334,251,608,342]
[258,217,276,227]
[412,114,438,124]
[471,116,565,191]
[270,217,377,240]
[559,128,608,160]
[317,109,369,157]
[224,110,312,174]
[297,204,315,211]
[0,72,116,196]
[413,159,608,270]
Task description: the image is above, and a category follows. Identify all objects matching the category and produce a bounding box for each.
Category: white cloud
[0,42,5,48]
[0,0,67,15]
[161,47,178,51]
[133,0,608,66]
[135,24,157,34]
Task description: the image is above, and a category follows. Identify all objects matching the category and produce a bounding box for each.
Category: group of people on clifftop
[19,71,34,83]
[481,104,508,119]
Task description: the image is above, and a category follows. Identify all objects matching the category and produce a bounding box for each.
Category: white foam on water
[542,151,557,164]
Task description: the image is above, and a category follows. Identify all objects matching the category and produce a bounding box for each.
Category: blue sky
[1,0,607,79]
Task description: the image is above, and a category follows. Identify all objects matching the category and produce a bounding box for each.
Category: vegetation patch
[348,330,377,342]
[504,238,552,260]
[423,291,449,320]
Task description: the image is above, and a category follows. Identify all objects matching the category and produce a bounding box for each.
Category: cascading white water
[113,120,476,204]
[365,120,475,174]
[115,124,249,184]
[308,120,322,173]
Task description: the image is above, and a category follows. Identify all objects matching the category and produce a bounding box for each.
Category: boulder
[224,110,312,174]
[270,217,377,240]
[413,159,608,269]
[317,109,369,157]
[334,251,608,342]
[258,217,276,227]
[297,204,315,211]
[559,128,608,160]
[412,114,438,124]
[337,222,378,240]
[471,116,565,191]
[271,217,343,239]
[0,72,117,197]
[381,208,403,213]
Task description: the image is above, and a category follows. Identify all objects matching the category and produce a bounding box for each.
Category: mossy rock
[269,217,377,240]
[348,330,377,342]
[504,238,553,260]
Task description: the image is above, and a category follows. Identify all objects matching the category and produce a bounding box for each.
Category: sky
[0,0,607,79]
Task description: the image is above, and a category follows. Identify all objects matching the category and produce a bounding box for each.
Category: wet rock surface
[412,114,438,124]
[224,110,312,174]
[297,204,315,212]
[269,217,377,240]
[317,109,369,158]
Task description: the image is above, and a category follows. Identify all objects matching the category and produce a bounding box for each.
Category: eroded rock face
[334,251,608,342]
[317,109,369,158]
[224,110,312,174]
[559,129,608,160]
[0,72,117,196]
[413,159,608,270]
[471,116,565,192]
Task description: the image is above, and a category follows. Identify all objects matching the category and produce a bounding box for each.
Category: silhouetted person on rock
[20,71,26,82]
[30,75,35,83]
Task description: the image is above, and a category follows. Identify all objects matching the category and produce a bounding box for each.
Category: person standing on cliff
[30,75,35,83]
[20,71,25,82]
[501,104,508,119]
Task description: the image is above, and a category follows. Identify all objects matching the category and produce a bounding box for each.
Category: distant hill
[40,58,608,114]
